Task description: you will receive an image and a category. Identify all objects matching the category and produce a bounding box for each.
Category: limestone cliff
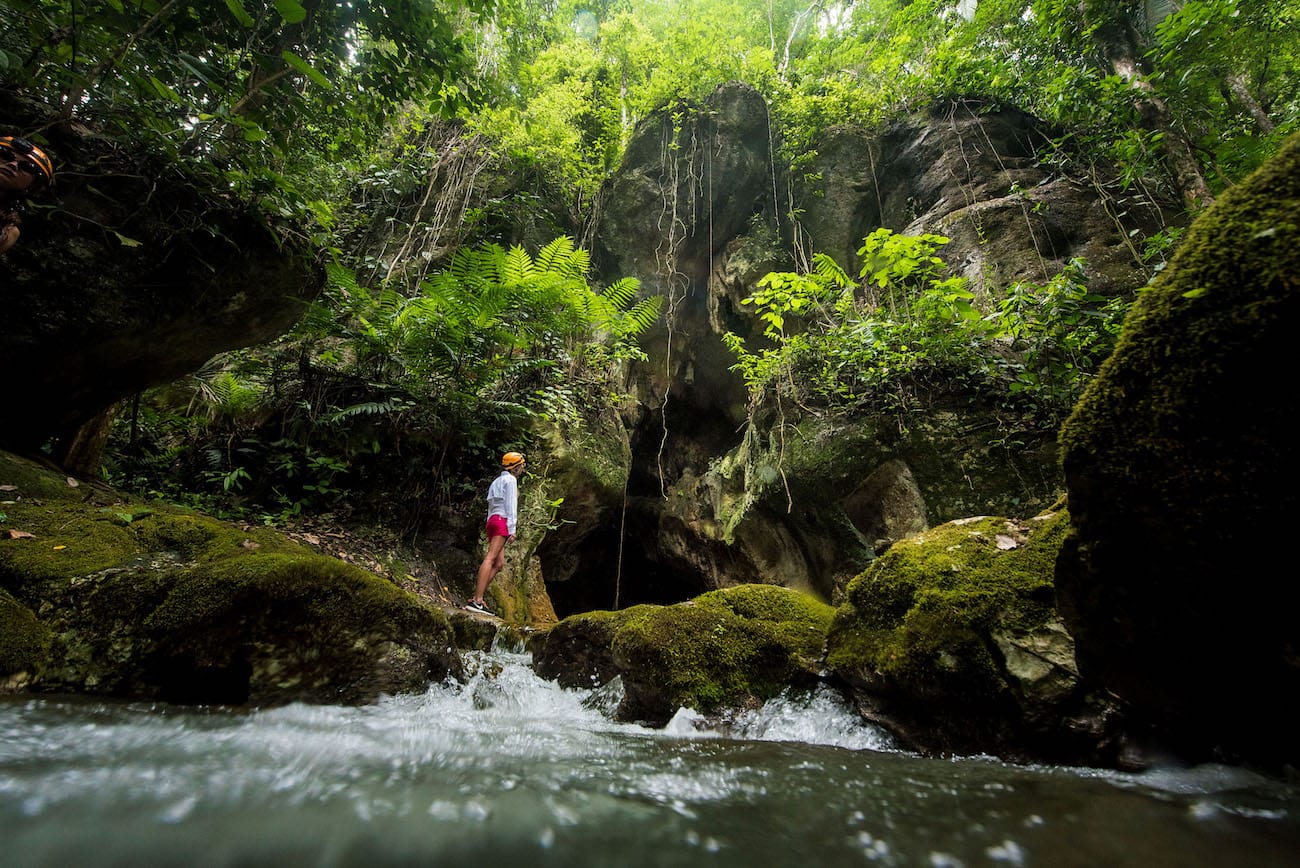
[540,84,1177,615]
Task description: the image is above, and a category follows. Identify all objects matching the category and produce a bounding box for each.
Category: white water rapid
[2,637,1298,866]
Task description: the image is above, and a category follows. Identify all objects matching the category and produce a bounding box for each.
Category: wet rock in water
[825,508,1126,766]
[532,584,833,726]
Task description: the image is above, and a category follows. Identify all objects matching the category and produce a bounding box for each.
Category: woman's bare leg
[474,534,507,602]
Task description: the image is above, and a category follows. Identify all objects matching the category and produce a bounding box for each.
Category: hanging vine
[652,105,703,498]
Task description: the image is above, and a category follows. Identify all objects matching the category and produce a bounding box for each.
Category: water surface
[3,643,1297,866]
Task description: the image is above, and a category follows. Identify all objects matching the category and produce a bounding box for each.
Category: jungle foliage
[110,238,658,526]
[4,0,1295,528]
[723,230,1127,433]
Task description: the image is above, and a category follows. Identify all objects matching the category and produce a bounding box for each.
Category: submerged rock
[0,451,459,706]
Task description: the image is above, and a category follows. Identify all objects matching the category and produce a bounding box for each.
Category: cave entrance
[541,499,714,619]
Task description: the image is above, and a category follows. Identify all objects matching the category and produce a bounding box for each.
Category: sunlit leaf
[273,0,308,24]
[282,51,333,89]
[224,0,256,27]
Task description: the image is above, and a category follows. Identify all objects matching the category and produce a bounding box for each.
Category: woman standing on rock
[466,451,526,615]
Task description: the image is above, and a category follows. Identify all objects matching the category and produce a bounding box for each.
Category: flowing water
[2,638,1298,867]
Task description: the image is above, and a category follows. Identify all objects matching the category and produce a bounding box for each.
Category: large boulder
[0,451,459,705]
[531,584,834,725]
[1056,134,1300,768]
[0,93,322,461]
[825,508,1126,766]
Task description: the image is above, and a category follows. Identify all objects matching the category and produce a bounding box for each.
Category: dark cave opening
[542,502,715,619]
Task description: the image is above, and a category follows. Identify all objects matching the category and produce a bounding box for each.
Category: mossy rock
[1057,132,1300,768]
[620,585,833,724]
[0,452,87,503]
[825,508,1093,759]
[530,605,650,689]
[0,588,51,689]
[0,449,458,706]
[531,585,834,724]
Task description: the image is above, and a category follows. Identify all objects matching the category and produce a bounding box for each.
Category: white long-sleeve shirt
[486,470,519,536]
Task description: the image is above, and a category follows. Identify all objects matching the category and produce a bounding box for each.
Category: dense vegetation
[2,0,1295,532]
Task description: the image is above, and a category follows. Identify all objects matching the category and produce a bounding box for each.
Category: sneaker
[464,599,492,615]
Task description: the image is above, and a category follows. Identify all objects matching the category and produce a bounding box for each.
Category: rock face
[825,508,1126,766]
[541,84,1175,616]
[1056,133,1300,768]
[796,101,1163,299]
[0,451,459,705]
[0,94,322,461]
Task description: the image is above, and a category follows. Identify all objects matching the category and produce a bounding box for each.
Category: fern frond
[325,401,397,424]
[502,245,533,287]
[622,295,663,335]
[599,277,640,309]
[535,236,574,275]
[811,252,852,288]
[373,289,407,322]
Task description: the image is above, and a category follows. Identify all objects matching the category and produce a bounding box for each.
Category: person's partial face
[0,147,41,194]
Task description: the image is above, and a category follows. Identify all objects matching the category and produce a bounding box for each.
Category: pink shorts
[485,514,510,539]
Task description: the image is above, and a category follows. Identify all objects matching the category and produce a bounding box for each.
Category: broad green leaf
[273,0,308,24]
[281,51,333,90]
[177,53,213,85]
[224,0,256,27]
[149,76,181,101]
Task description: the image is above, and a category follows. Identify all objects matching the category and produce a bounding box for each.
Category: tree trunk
[1226,72,1275,134]
[1093,10,1215,210]
[54,404,119,477]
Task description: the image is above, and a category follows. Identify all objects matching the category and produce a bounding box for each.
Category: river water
[2,638,1298,867]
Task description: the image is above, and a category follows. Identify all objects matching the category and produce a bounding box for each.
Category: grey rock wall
[541,84,1178,615]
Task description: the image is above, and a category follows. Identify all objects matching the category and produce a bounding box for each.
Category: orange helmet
[0,136,54,187]
[501,451,526,469]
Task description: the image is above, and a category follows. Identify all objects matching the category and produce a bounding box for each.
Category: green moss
[0,449,457,704]
[0,451,308,602]
[0,452,88,502]
[0,502,139,591]
[1060,133,1300,499]
[556,604,654,638]
[0,588,51,679]
[147,551,429,634]
[826,509,1069,698]
[130,512,303,563]
[611,585,833,716]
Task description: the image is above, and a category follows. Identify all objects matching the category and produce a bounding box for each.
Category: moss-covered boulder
[1057,134,1300,768]
[530,605,646,689]
[0,588,51,690]
[531,584,834,725]
[826,508,1123,764]
[0,450,458,706]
